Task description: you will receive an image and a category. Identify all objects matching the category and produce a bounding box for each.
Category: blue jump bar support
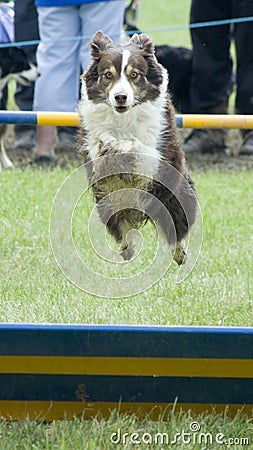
[0,324,252,420]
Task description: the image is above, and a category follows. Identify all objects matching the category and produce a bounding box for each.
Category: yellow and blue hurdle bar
[0,324,252,420]
[1,110,253,128]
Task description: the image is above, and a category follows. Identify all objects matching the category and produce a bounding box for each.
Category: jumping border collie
[79,31,197,265]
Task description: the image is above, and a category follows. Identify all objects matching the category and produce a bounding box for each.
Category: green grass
[0,409,252,449]
[139,0,192,47]
[1,167,253,324]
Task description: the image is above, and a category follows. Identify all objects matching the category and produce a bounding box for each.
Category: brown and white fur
[79,31,197,264]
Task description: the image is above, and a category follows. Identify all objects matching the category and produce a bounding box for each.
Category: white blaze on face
[108,49,135,108]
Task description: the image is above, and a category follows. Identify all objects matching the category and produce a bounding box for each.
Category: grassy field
[1,167,253,325]
[1,166,253,448]
[0,409,252,450]
[138,0,192,46]
[0,169,253,326]
[1,0,252,448]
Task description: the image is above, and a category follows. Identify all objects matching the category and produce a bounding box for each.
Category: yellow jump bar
[180,114,253,129]
[37,111,81,126]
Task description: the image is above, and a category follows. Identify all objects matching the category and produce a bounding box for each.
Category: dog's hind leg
[151,178,197,265]
[105,214,135,261]
[151,192,191,265]
[163,199,189,265]
[156,217,187,265]
[119,219,135,261]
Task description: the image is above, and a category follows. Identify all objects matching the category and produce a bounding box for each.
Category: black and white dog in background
[79,31,197,265]
[0,46,37,169]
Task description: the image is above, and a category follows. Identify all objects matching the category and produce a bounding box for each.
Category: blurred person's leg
[33,6,81,158]
[78,0,125,72]
[233,0,253,154]
[183,0,233,154]
[0,86,8,110]
[55,0,126,153]
[14,0,39,150]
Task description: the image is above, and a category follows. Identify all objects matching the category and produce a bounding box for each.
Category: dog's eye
[130,71,138,79]
[104,71,113,79]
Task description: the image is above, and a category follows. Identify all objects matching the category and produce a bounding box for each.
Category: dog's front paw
[98,132,116,147]
[117,139,137,153]
[99,138,138,155]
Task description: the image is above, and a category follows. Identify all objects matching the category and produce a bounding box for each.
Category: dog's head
[82,30,166,114]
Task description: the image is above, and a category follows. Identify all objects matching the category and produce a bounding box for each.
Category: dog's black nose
[114,93,127,104]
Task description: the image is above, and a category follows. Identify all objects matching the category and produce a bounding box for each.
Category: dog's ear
[89,30,113,59]
[130,33,155,56]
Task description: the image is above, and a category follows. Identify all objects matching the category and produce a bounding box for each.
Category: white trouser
[34,1,125,112]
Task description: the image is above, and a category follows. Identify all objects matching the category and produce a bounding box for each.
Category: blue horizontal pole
[0,111,37,124]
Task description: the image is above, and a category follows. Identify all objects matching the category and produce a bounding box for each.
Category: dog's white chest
[80,101,164,179]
